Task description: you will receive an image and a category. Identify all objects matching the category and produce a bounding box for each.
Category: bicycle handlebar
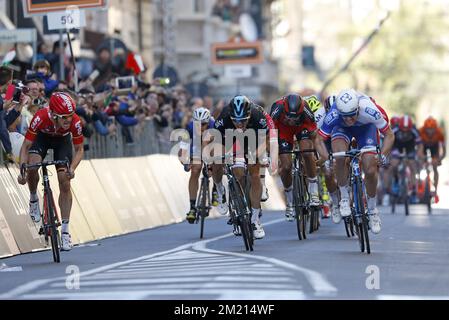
[330,147,378,160]
[22,160,70,175]
[280,148,317,156]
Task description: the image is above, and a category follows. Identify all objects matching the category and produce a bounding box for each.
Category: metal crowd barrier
[84,119,173,159]
[0,118,174,165]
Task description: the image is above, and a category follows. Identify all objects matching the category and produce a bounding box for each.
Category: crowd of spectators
[1,45,227,161]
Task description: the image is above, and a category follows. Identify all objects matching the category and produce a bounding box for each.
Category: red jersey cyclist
[17,92,84,252]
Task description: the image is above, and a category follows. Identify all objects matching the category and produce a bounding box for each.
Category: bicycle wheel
[363,215,371,254]
[46,191,60,263]
[230,179,253,251]
[356,178,370,254]
[424,176,432,214]
[198,178,208,239]
[293,173,304,240]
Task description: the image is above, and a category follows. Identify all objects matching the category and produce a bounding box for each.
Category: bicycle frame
[196,163,211,239]
[23,160,69,263]
[331,146,378,254]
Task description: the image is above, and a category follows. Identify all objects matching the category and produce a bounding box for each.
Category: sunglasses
[231,118,250,124]
[53,114,74,120]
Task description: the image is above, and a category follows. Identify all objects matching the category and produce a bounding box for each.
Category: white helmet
[193,107,211,124]
[336,89,359,116]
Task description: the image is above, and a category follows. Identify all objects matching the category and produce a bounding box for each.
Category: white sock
[285,186,293,205]
[215,182,224,195]
[367,196,377,212]
[61,220,69,234]
[330,191,339,206]
[251,208,261,223]
[30,193,38,202]
[308,178,318,194]
[339,185,350,200]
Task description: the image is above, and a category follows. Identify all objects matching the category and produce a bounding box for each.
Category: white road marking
[377,295,449,300]
[0,217,337,299]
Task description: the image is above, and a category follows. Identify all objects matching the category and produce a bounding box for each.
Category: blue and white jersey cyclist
[179,107,217,224]
[314,89,395,235]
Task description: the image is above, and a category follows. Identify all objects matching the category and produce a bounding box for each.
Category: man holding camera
[18,92,84,252]
[1,67,30,161]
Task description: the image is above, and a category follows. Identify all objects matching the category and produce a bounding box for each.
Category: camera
[6,81,30,104]
[115,76,135,94]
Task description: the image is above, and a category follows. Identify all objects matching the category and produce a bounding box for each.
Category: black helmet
[229,95,251,121]
[283,94,304,119]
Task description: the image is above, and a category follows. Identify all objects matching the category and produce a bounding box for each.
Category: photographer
[1,67,31,161]
[0,67,13,160]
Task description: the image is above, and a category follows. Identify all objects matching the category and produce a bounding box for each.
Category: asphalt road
[1,204,448,300]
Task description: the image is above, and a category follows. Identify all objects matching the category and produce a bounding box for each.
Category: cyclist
[17,92,84,251]
[212,95,276,240]
[419,116,446,202]
[384,115,422,205]
[314,89,395,234]
[270,93,321,222]
[179,107,218,223]
[313,95,344,224]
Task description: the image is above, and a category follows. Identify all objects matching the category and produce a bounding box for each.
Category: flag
[126,52,145,74]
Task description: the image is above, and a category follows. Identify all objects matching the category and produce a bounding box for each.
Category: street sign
[22,0,108,16]
[224,65,252,79]
[47,9,86,30]
[0,29,37,43]
[211,41,264,65]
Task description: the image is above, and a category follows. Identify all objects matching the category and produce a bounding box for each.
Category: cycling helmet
[230,95,251,121]
[336,89,359,116]
[304,95,321,113]
[324,95,336,112]
[49,92,75,116]
[390,116,400,128]
[399,115,413,131]
[424,117,438,129]
[283,94,305,119]
[193,107,211,124]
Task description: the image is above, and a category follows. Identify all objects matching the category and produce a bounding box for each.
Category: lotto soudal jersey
[318,94,389,139]
[25,107,84,145]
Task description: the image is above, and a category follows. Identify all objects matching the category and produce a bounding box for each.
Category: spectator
[32,60,59,96]
[0,66,13,160]
[25,79,43,101]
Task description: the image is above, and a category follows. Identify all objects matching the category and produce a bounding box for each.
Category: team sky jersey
[25,107,84,145]
[419,126,445,146]
[214,103,270,136]
[318,94,389,140]
[393,126,421,146]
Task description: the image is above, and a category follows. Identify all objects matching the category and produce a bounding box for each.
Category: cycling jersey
[25,107,84,145]
[392,126,421,152]
[318,95,389,140]
[270,97,317,153]
[419,127,445,146]
[215,103,271,159]
[214,103,270,137]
